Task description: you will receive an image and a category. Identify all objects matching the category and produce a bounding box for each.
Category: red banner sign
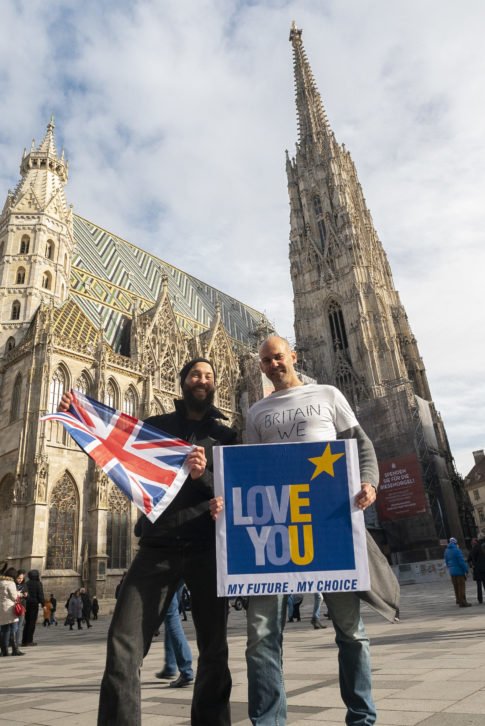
[377,454,427,521]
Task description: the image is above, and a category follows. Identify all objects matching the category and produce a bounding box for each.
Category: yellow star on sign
[308,443,345,480]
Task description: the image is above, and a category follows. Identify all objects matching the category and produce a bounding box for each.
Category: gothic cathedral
[0,119,271,596]
[286,23,473,564]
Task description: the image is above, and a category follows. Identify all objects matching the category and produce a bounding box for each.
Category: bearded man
[59,358,235,726]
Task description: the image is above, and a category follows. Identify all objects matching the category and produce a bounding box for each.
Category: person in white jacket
[0,564,22,656]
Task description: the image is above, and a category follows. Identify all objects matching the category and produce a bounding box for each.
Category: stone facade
[0,120,271,597]
[464,450,485,534]
[286,23,474,561]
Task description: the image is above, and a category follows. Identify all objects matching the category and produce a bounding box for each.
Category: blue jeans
[246,593,376,726]
[164,586,193,679]
[325,592,376,726]
[312,592,323,620]
[246,595,287,725]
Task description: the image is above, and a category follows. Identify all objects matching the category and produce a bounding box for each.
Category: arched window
[328,300,349,353]
[107,485,130,569]
[105,379,118,409]
[0,475,15,561]
[45,239,54,259]
[42,271,52,290]
[63,253,68,271]
[313,195,326,249]
[10,373,22,422]
[20,235,30,254]
[16,267,26,284]
[46,473,78,570]
[75,371,92,396]
[5,337,16,353]
[11,300,21,321]
[122,386,138,417]
[48,366,68,414]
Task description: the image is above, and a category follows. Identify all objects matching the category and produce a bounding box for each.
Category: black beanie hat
[179,358,216,387]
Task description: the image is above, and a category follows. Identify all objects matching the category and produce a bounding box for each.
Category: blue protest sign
[214,440,370,597]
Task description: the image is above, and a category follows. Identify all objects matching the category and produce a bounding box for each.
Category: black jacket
[26,570,45,607]
[472,539,485,576]
[135,399,237,547]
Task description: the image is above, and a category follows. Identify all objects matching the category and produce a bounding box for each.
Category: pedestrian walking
[80,588,92,628]
[67,590,83,630]
[50,594,58,625]
[155,585,194,688]
[91,596,99,620]
[444,538,471,607]
[311,592,326,629]
[22,570,44,646]
[12,570,27,651]
[471,536,485,604]
[43,598,53,627]
[1,564,24,656]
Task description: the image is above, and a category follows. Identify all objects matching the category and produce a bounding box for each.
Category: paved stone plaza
[2,580,485,725]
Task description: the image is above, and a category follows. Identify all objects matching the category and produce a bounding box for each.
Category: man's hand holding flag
[41,390,199,522]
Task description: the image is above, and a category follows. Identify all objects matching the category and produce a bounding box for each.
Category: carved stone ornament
[97,472,109,508]
[13,474,27,504]
[34,455,49,503]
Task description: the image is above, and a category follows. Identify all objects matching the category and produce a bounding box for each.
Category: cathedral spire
[37,115,58,156]
[289,21,333,152]
[19,116,67,184]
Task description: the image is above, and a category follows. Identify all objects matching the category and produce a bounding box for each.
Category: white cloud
[1,0,484,476]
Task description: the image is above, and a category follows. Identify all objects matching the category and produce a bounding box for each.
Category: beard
[183,385,215,413]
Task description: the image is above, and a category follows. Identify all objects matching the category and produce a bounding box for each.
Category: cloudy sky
[1,0,483,476]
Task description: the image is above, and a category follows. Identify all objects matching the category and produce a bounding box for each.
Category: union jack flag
[41,390,194,522]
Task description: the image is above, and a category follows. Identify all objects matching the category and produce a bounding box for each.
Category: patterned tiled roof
[70,215,267,351]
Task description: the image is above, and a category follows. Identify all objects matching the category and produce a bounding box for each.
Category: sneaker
[155,669,177,680]
[170,674,194,688]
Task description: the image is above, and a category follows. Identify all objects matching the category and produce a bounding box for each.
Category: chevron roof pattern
[70,214,269,351]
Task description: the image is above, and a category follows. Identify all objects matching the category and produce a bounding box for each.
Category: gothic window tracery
[20,235,30,254]
[123,386,138,417]
[5,336,16,353]
[48,365,69,414]
[107,485,130,569]
[217,370,232,410]
[16,267,26,284]
[11,300,21,320]
[328,300,349,353]
[10,373,22,422]
[313,195,326,249]
[105,379,118,409]
[46,473,78,570]
[160,351,177,392]
[42,271,52,290]
[75,371,92,396]
[46,239,54,259]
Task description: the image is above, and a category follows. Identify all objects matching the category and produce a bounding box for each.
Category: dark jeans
[22,603,39,645]
[98,543,231,726]
[475,575,485,603]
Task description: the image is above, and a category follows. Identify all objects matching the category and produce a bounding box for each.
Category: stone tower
[0,118,73,351]
[286,23,474,564]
